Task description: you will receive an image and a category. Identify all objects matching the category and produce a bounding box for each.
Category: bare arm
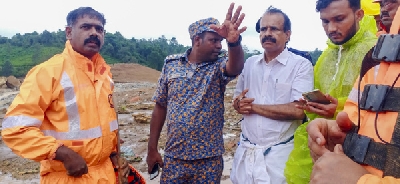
[251,102,305,120]
[225,44,245,76]
[147,103,167,152]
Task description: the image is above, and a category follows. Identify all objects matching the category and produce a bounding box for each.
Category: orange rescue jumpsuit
[344,7,400,183]
[1,40,118,184]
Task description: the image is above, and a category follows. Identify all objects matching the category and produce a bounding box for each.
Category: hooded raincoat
[1,40,118,184]
[284,15,378,184]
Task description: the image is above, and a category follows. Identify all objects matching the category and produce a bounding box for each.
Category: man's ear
[193,35,202,46]
[355,9,364,22]
[285,30,292,43]
[65,26,72,40]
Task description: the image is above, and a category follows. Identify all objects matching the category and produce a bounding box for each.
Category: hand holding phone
[302,89,331,104]
[150,163,160,180]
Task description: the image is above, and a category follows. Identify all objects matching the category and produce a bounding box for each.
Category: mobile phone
[302,89,331,104]
[150,163,160,180]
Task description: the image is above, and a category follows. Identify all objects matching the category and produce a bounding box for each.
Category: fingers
[306,102,326,111]
[209,24,221,32]
[239,98,254,111]
[67,164,88,177]
[110,154,119,168]
[225,3,235,21]
[231,5,242,24]
[147,153,164,174]
[333,144,344,154]
[241,89,249,96]
[122,159,130,177]
[307,118,331,160]
[308,135,330,162]
[240,97,254,103]
[326,94,338,104]
[147,163,153,174]
[336,111,354,131]
[305,104,325,115]
[238,26,247,34]
[295,105,307,110]
[306,119,327,146]
[233,13,245,30]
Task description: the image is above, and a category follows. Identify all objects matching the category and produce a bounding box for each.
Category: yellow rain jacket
[1,40,118,184]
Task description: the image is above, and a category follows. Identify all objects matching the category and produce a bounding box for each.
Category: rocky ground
[0,63,243,184]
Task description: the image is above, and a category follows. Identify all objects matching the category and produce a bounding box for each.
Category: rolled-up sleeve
[291,60,314,102]
[152,63,168,107]
[220,58,238,86]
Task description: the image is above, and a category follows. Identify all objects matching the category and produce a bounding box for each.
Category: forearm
[226,44,245,76]
[2,124,60,162]
[251,102,305,120]
[148,103,167,152]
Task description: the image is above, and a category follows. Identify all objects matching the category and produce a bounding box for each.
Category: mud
[0,63,242,183]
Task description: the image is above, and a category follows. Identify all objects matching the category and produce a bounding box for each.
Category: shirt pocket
[167,72,187,99]
[274,82,292,104]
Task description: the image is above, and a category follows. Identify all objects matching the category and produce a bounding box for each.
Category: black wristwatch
[227,35,242,47]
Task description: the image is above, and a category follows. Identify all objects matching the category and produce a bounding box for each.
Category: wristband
[227,35,242,47]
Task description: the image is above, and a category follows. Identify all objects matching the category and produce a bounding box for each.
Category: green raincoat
[284,15,378,184]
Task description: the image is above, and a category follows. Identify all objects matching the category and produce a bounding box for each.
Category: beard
[330,19,357,45]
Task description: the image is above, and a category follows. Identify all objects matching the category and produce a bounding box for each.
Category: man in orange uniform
[374,0,400,33]
[307,5,400,183]
[1,7,129,184]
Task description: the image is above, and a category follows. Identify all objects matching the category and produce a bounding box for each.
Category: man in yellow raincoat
[1,7,129,184]
[284,0,378,183]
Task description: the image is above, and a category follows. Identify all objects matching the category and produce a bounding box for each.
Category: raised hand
[210,2,247,43]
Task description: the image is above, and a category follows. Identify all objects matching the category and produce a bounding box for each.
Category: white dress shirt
[234,48,314,146]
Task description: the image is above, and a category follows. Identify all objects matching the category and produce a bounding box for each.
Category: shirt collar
[257,48,289,66]
[64,40,106,71]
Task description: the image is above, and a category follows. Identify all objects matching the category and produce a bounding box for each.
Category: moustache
[84,36,101,46]
[381,11,390,18]
[328,32,341,38]
[262,36,276,43]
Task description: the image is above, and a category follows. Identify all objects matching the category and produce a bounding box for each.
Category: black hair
[316,0,361,12]
[261,6,291,32]
[66,7,106,26]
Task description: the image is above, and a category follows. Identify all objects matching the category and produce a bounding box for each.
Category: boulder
[126,102,155,111]
[6,76,21,89]
[132,113,151,124]
[0,77,6,87]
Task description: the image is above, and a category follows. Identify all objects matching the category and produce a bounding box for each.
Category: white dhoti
[230,133,294,184]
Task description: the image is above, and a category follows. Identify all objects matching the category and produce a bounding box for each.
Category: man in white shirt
[230,6,314,184]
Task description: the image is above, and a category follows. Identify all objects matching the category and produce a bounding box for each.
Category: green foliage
[1,60,13,77]
[0,29,321,78]
[309,48,323,65]
[0,30,190,77]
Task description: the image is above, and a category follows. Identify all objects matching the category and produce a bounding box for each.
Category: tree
[309,48,323,65]
[1,60,14,77]
[31,43,42,64]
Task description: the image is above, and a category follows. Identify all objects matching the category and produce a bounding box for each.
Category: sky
[0,0,329,52]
